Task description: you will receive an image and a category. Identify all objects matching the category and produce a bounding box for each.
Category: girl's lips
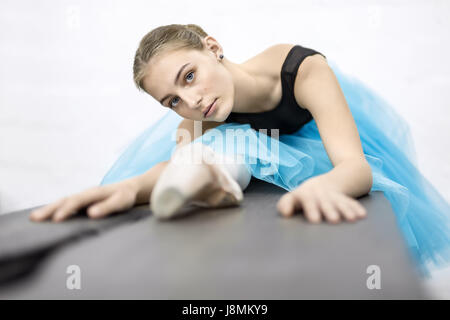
[204,99,217,118]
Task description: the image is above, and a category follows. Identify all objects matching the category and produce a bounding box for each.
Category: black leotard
[223,45,326,136]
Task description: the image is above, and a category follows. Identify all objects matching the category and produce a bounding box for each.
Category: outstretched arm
[30,160,169,222]
[277,54,372,223]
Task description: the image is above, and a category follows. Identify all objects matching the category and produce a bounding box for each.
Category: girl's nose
[181,91,202,109]
[187,97,202,109]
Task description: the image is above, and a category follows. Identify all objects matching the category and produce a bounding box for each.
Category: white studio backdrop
[1,0,449,215]
[1,0,450,299]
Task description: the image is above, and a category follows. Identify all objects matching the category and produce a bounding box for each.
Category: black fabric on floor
[0,203,150,284]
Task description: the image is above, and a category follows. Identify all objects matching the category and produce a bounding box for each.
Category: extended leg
[150,143,251,219]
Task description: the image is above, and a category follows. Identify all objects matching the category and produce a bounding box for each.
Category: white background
[1,0,449,298]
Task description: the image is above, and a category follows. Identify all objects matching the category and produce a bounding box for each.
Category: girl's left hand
[276,176,367,224]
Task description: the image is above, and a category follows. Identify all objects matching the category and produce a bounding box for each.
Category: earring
[219,54,224,60]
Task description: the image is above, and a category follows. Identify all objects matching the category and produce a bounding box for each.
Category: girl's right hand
[29,180,139,223]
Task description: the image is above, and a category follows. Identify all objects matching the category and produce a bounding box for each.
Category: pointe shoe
[150,143,243,219]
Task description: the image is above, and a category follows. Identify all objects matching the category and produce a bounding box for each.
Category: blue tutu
[100,60,450,276]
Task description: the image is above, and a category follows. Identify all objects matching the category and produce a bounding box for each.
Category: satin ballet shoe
[190,163,244,208]
[150,143,243,219]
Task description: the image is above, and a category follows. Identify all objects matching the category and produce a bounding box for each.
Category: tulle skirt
[100,60,450,276]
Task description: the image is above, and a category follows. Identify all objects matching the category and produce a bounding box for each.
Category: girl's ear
[203,36,222,55]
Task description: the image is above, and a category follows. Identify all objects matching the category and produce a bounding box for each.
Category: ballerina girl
[30,24,450,274]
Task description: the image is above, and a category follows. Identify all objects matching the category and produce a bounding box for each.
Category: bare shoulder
[296,49,329,83]
[293,51,332,112]
[261,43,297,58]
[242,43,296,75]
[265,43,299,66]
[262,43,296,56]
[244,43,327,74]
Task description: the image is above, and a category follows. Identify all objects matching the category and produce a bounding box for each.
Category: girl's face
[142,45,235,122]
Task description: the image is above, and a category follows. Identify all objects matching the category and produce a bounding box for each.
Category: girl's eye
[169,71,195,108]
[186,71,194,82]
[169,97,179,108]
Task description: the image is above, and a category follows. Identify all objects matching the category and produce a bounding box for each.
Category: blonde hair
[133,24,208,92]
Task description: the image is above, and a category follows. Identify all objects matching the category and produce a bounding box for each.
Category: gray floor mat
[0,178,427,298]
